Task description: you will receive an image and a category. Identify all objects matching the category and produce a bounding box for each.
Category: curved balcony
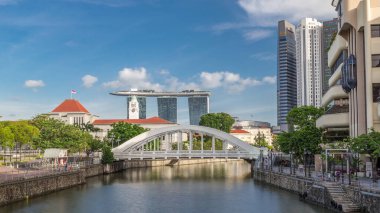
[321,85,348,107]
[328,63,343,87]
[316,112,349,129]
[328,35,347,68]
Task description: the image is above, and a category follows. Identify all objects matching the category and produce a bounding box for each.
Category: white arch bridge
[112,125,266,160]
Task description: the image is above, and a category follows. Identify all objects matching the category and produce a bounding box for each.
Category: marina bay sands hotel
[110,90,210,125]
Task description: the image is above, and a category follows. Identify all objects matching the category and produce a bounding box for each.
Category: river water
[1,161,331,213]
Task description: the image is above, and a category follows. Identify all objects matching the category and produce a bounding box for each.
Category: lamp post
[289,151,295,175]
[347,151,352,185]
[259,147,264,170]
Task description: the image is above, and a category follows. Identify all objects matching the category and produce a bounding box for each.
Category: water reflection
[0,161,331,213]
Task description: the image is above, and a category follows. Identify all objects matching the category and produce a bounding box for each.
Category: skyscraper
[188,97,209,125]
[157,97,177,123]
[296,18,323,107]
[127,97,146,119]
[277,20,297,132]
[321,18,338,95]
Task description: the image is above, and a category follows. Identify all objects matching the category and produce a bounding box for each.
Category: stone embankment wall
[0,158,240,206]
[253,169,380,213]
[343,185,380,213]
[0,171,85,206]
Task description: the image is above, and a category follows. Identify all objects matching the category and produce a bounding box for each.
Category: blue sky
[0,0,335,125]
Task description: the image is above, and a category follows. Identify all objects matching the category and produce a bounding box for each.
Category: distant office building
[127,97,146,119]
[277,20,297,132]
[296,18,323,107]
[157,97,177,123]
[321,18,338,95]
[188,97,209,125]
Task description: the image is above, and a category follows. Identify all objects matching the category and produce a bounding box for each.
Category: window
[371,25,380,37]
[373,83,380,102]
[372,54,380,67]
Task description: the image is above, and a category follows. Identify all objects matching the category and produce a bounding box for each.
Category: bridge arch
[112,125,264,160]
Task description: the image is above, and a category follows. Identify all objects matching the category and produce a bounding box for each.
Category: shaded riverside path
[0,161,331,213]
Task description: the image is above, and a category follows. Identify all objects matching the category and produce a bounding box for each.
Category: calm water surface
[1,161,331,213]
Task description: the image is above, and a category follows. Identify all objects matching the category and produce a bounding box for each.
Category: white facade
[128,96,139,119]
[296,18,323,107]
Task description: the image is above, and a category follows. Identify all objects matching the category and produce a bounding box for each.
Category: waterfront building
[47,99,98,126]
[127,97,146,119]
[157,97,177,123]
[322,18,339,95]
[296,18,323,107]
[48,99,177,140]
[317,0,380,139]
[188,97,209,125]
[232,119,273,146]
[277,20,298,132]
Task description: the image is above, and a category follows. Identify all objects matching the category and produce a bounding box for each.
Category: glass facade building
[157,97,177,123]
[277,20,297,132]
[127,97,146,119]
[188,97,209,125]
[322,18,338,95]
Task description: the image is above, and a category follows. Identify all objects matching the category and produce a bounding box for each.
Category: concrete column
[201,134,204,152]
[212,136,215,153]
[189,131,193,151]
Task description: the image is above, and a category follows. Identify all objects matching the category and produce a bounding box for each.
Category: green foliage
[274,106,324,162]
[0,125,15,149]
[8,121,40,146]
[31,115,92,153]
[101,145,114,164]
[287,106,324,130]
[107,122,147,147]
[199,113,235,133]
[349,129,380,182]
[254,131,269,148]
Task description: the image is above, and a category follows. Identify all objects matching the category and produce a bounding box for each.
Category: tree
[107,122,147,147]
[349,129,380,182]
[0,125,15,163]
[274,106,324,163]
[287,106,324,130]
[31,115,93,153]
[101,145,114,164]
[254,131,269,148]
[199,113,235,133]
[86,138,104,156]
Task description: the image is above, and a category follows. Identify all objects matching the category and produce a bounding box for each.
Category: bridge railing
[113,150,258,160]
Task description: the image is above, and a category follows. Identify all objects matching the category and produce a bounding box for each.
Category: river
[0,160,331,213]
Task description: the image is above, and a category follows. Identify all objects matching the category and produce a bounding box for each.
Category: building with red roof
[48,99,177,139]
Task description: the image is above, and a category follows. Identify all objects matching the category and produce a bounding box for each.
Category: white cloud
[262,76,276,84]
[103,67,162,91]
[82,74,98,88]
[238,0,336,26]
[103,67,275,94]
[24,80,45,90]
[243,29,273,41]
[200,71,274,93]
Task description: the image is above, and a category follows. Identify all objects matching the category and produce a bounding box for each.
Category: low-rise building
[231,119,273,146]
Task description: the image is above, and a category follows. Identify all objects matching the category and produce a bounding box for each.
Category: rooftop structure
[52,99,90,113]
[111,90,210,125]
[110,90,210,97]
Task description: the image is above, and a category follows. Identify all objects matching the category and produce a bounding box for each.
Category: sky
[0,0,336,125]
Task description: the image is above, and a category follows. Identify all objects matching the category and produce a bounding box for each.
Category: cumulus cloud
[103,67,162,91]
[200,71,274,93]
[238,0,336,26]
[82,74,98,88]
[24,80,45,90]
[104,67,275,94]
[211,0,335,41]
